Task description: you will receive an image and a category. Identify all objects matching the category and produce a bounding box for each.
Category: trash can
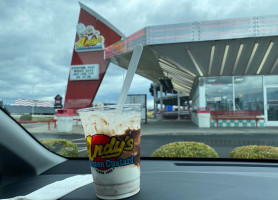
[56,109,74,132]
[197,113,211,128]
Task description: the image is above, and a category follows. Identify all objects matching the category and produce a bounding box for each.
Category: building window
[265,75,278,85]
[234,76,263,112]
[205,77,233,111]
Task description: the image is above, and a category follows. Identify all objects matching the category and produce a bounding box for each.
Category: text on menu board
[70,64,99,81]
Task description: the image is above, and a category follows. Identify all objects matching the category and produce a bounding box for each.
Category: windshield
[1,0,278,160]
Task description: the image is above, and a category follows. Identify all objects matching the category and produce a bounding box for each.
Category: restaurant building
[64,2,278,127]
[192,76,278,127]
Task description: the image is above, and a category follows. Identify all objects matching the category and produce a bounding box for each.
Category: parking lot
[20,119,278,158]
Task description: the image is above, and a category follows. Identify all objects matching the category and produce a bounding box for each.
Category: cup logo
[86,134,134,171]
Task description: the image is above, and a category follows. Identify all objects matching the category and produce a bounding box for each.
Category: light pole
[28,83,38,116]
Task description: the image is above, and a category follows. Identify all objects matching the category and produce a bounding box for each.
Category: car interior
[2,107,278,200]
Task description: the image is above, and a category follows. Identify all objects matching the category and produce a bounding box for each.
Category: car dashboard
[1,158,278,200]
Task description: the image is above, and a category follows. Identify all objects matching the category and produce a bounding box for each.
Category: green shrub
[40,139,79,157]
[147,112,154,119]
[151,141,219,158]
[84,151,89,158]
[20,114,32,121]
[230,145,278,159]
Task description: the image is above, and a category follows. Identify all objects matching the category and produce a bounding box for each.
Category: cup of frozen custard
[77,104,141,199]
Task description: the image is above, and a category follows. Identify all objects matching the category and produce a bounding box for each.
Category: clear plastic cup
[77,104,142,199]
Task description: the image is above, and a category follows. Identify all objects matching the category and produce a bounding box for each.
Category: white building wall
[192,78,206,110]
[191,78,209,127]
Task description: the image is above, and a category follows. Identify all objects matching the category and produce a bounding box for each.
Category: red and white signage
[63,2,124,112]
[75,24,105,52]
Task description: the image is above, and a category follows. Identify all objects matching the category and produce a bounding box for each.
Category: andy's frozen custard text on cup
[78,104,141,200]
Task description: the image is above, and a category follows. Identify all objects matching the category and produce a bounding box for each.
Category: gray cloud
[0,0,77,101]
[1,0,277,106]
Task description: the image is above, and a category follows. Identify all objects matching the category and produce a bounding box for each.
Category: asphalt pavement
[33,133,278,158]
[24,119,278,158]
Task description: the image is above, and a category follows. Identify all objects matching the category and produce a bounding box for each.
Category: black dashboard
[1,158,278,199]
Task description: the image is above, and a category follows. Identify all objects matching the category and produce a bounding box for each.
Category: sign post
[63,2,124,112]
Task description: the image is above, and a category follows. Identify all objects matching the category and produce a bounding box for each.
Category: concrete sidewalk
[21,119,278,136]
[21,122,84,135]
[141,120,278,135]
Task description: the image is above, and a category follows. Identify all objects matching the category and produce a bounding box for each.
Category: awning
[106,15,278,97]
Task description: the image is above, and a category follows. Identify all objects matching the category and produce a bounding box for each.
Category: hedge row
[229,145,278,159]
[151,142,219,158]
[151,142,278,160]
[40,139,79,157]
[39,139,278,160]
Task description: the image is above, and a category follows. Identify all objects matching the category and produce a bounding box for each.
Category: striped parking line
[78,148,87,152]
[71,138,85,142]
[74,142,86,145]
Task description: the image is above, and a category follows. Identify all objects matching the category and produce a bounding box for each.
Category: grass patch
[40,139,78,157]
[20,114,32,121]
[151,141,219,158]
[230,145,278,159]
[147,112,154,119]
[84,151,89,158]
[32,116,54,121]
[11,116,20,121]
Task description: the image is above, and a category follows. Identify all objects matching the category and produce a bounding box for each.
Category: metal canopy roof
[105,15,278,96]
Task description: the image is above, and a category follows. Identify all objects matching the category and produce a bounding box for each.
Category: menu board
[70,64,99,81]
[125,94,147,123]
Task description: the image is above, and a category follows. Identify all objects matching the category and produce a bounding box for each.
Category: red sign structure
[63,2,124,112]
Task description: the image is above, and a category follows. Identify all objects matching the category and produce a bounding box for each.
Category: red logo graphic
[86,134,134,170]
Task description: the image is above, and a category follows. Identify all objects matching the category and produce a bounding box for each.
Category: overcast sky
[1,0,278,108]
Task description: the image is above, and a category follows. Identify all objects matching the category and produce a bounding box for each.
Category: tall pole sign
[63,2,125,112]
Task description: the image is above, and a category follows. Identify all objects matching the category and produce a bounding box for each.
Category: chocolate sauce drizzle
[116,128,140,167]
